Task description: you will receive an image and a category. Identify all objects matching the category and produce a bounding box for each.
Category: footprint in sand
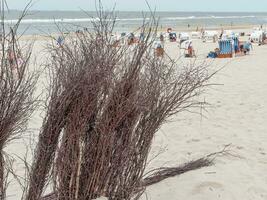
[192,181,224,195]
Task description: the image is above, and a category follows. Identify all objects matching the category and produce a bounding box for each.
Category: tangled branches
[0,3,37,199]
[26,8,216,200]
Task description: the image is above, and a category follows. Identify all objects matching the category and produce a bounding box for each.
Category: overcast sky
[6,0,267,12]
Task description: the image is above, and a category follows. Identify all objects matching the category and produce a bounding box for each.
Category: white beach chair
[250,31,264,44]
[203,31,218,43]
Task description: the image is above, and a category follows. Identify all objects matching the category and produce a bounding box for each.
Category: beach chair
[169,32,177,42]
[127,33,135,45]
[250,31,264,44]
[179,32,190,44]
[154,42,164,57]
[181,40,195,58]
[217,39,233,58]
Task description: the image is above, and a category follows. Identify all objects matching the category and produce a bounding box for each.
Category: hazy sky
[6,0,267,12]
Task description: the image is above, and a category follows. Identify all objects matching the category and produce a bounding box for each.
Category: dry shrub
[27,8,215,200]
[0,4,37,199]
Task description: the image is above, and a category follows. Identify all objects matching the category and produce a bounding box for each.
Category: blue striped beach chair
[218,39,233,58]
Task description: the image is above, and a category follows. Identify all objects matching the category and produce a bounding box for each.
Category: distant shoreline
[6,9,267,13]
[4,10,267,35]
[18,25,257,41]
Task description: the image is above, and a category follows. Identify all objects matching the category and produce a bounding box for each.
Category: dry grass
[0,2,218,200]
[0,2,38,199]
[27,7,215,200]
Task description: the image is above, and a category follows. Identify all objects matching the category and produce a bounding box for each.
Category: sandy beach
[4,30,267,200]
[140,36,267,199]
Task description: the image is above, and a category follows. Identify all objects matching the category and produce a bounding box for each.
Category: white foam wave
[165,15,257,20]
[5,18,99,24]
[4,15,261,24]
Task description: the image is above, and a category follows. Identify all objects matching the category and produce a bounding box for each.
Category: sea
[4,10,267,35]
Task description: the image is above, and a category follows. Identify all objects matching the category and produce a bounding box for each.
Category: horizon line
[6,9,267,13]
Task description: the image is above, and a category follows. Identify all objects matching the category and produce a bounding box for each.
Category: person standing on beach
[243,40,252,55]
[219,28,224,39]
[160,33,164,42]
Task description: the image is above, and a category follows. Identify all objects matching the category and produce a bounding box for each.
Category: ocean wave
[165,15,258,20]
[5,17,151,24]
[210,15,256,19]
[5,18,99,24]
[4,15,263,24]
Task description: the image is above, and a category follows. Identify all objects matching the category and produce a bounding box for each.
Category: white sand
[141,39,267,199]
[5,34,267,199]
